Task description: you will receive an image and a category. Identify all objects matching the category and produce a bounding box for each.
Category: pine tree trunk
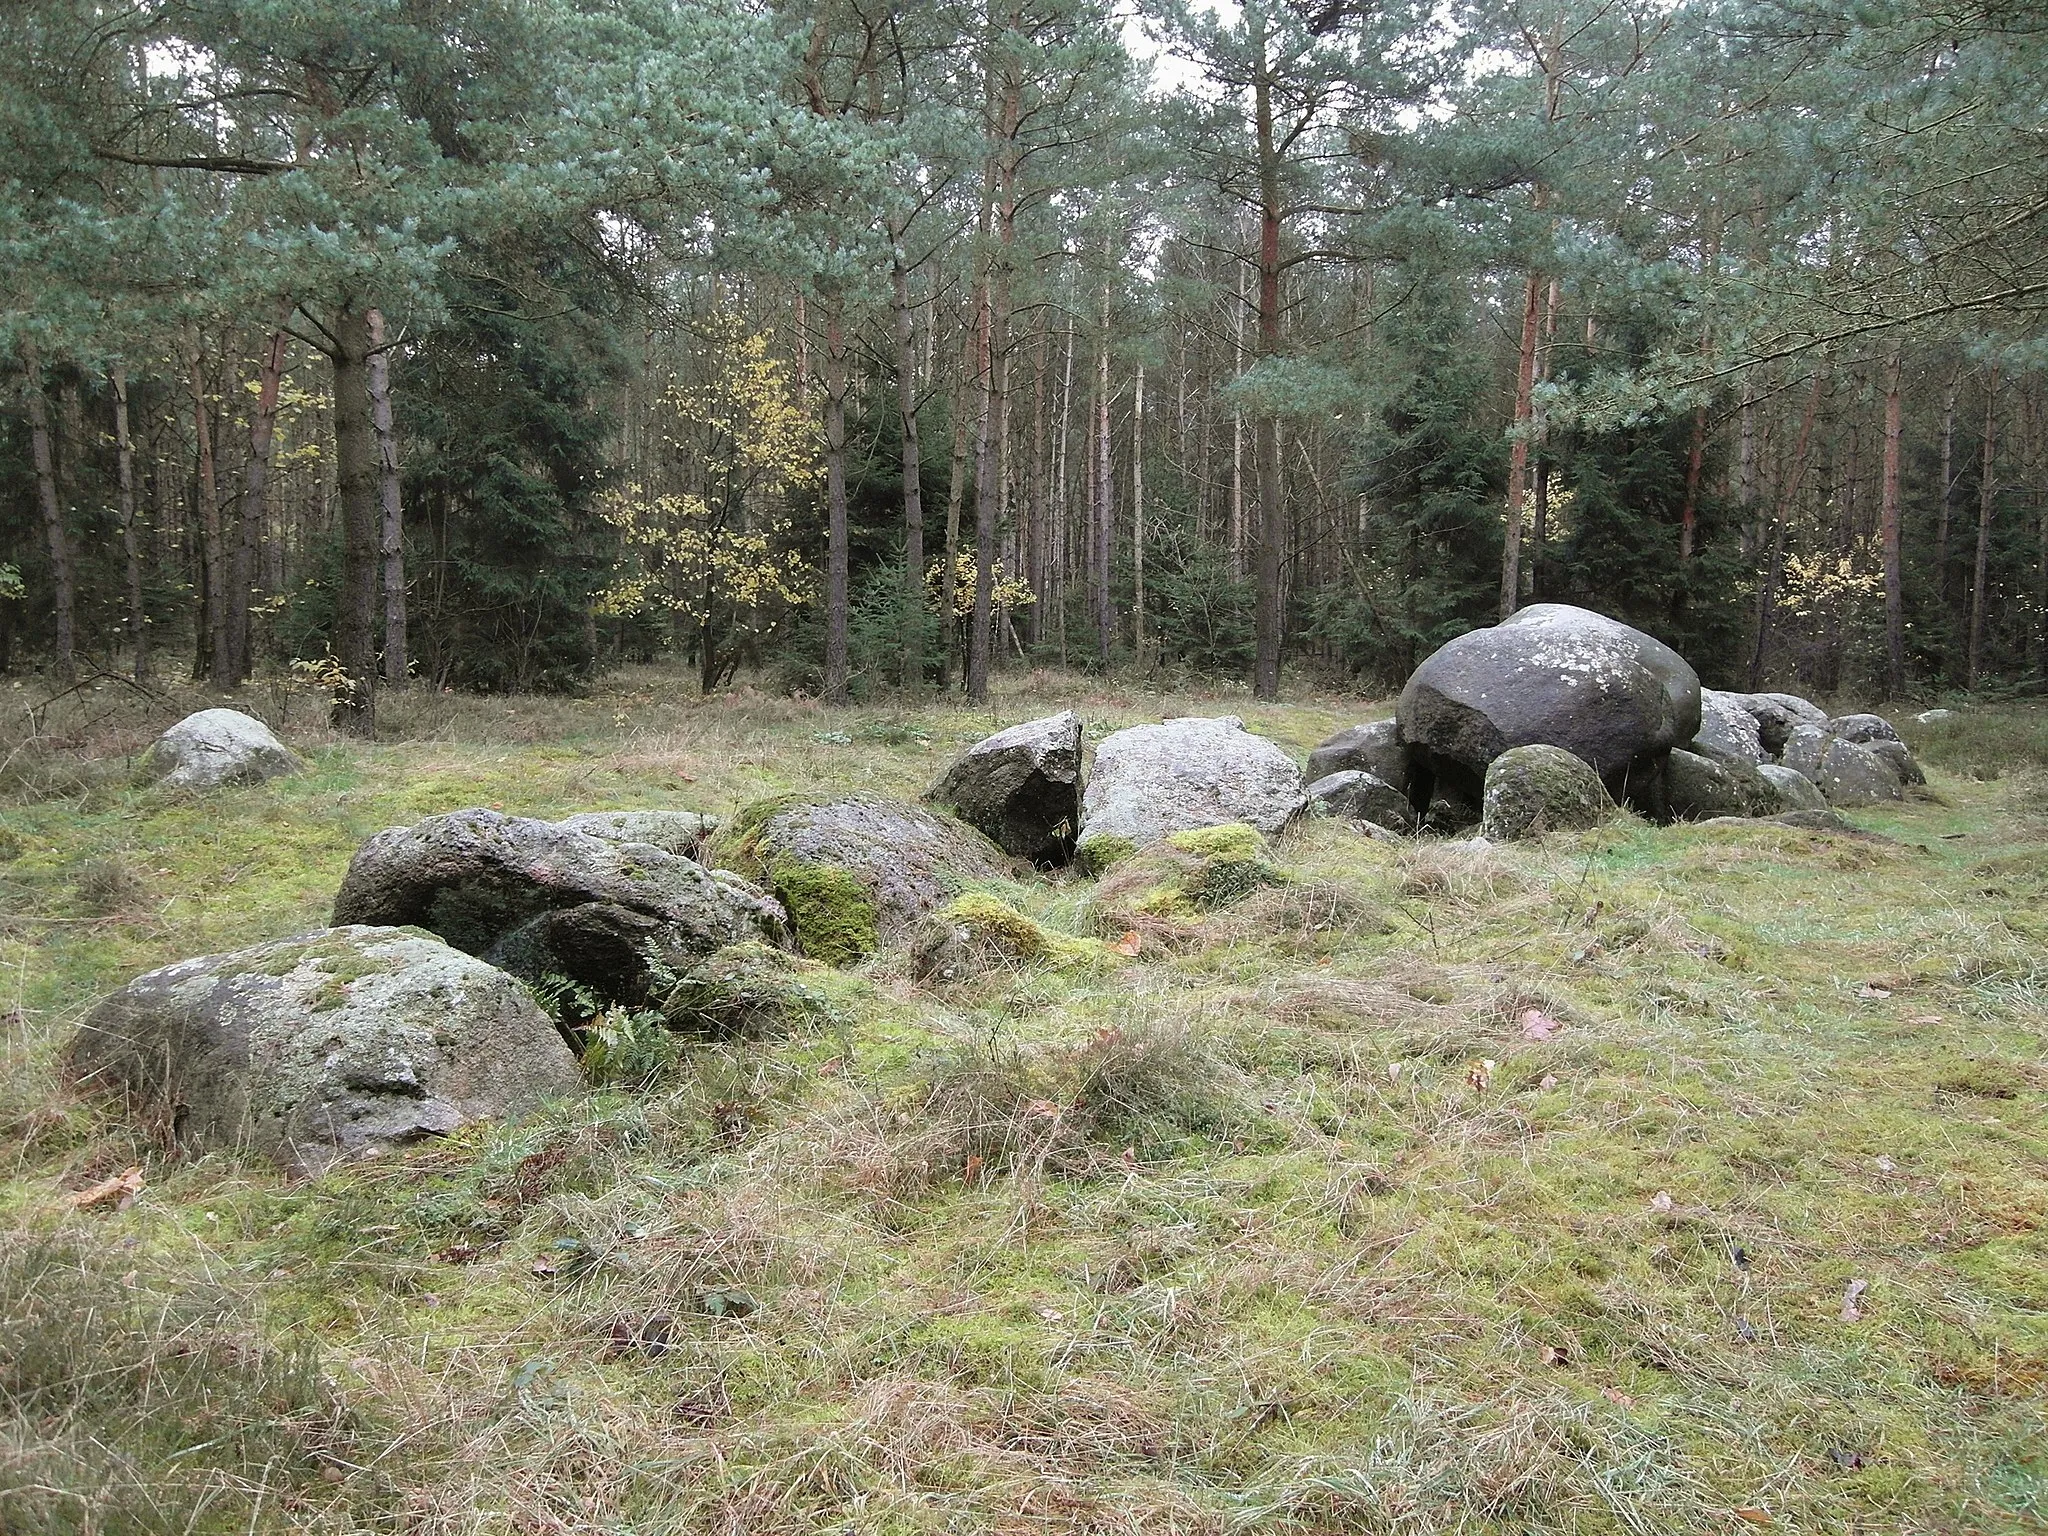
[189,348,229,685]
[1679,404,1706,563]
[1027,330,1049,649]
[1879,348,1905,698]
[1967,366,1999,688]
[331,306,380,735]
[1937,370,1958,624]
[1132,362,1146,659]
[367,310,407,688]
[823,300,851,706]
[22,349,76,684]
[1251,27,1285,699]
[938,347,971,691]
[113,367,149,682]
[237,327,289,682]
[1231,253,1246,579]
[893,256,926,689]
[1499,269,1542,619]
[1094,280,1114,668]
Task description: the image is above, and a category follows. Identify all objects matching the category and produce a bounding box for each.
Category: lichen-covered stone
[1729,692,1827,757]
[1781,725,1915,808]
[1479,744,1614,842]
[1076,717,1303,865]
[1693,690,1765,764]
[1304,720,1409,796]
[652,940,846,1038]
[64,926,580,1173]
[1829,712,1902,746]
[1867,738,1925,786]
[1667,747,1777,820]
[926,710,1083,865]
[140,708,302,789]
[331,808,785,1005]
[555,810,717,858]
[1300,769,1418,832]
[1757,763,1828,813]
[1398,604,1699,813]
[715,794,1009,965]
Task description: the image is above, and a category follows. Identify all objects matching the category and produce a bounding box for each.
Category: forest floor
[2,667,2046,1536]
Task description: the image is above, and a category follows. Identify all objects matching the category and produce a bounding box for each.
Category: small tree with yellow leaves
[597,318,820,691]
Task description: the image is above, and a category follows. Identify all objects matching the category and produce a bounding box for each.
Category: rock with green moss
[332,808,786,1006]
[715,794,1009,965]
[1300,769,1418,832]
[926,711,1082,865]
[912,893,1107,982]
[654,940,848,1037]
[1090,822,1282,933]
[64,926,580,1173]
[1075,717,1303,867]
[1479,744,1614,841]
[1666,747,1777,820]
[555,810,717,858]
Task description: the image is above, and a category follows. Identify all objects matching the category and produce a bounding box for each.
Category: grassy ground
[2,668,2045,1535]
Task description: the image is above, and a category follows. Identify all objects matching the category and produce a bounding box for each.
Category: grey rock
[1693,689,1765,764]
[1076,716,1304,860]
[1772,807,1855,832]
[926,710,1083,865]
[1304,719,1409,796]
[1867,738,1925,787]
[555,810,717,858]
[332,808,786,1004]
[1397,604,1700,813]
[722,795,1009,962]
[1667,747,1777,820]
[1733,692,1827,757]
[1757,763,1828,813]
[64,926,580,1173]
[1780,725,1915,808]
[141,708,302,789]
[1915,708,1954,724]
[1829,712,1902,746]
[1479,743,1615,842]
[1300,769,1418,833]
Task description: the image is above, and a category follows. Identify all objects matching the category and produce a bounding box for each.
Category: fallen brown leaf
[1519,1007,1561,1040]
[1112,929,1143,957]
[1734,1507,1773,1526]
[63,1166,144,1212]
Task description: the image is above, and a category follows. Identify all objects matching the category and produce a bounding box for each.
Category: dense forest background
[2,0,2044,729]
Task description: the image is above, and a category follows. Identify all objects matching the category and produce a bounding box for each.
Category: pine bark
[112,366,148,681]
[1879,349,1905,698]
[22,348,76,684]
[189,348,229,684]
[1132,363,1146,659]
[1251,22,1285,699]
[331,305,380,735]
[367,310,407,686]
[1967,366,1999,688]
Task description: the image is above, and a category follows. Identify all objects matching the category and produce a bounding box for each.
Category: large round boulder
[1692,690,1765,765]
[1300,770,1418,833]
[1304,719,1409,797]
[1734,692,1827,757]
[1757,763,1828,813]
[332,809,786,1005]
[1479,744,1615,842]
[1781,727,1907,809]
[1397,604,1700,815]
[140,708,302,789]
[926,710,1083,866]
[1666,747,1776,820]
[64,926,581,1173]
[1075,717,1304,868]
[714,795,1009,965]
[1828,712,1902,746]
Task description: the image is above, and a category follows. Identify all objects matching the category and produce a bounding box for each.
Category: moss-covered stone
[912,893,1110,982]
[1164,824,1266,861]
[1073,834,1138,875]
[654,940,851,1038]
[770,859,878,966]
[1479,744,1614,841]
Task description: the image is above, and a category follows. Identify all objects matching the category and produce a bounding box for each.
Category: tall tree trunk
[1936,369,1958,626]
[1132,362,1146,659]
[1967,366,1999,688]
[1251,24,1285,699]
[938,345,972,690]
[967,48,1020,707]
[1230,253,1246,578]
[237,326,289,682]
[1027,329,1049,648]
[367,310,407,687]
[1094,274,1114,668]
[1879,348,1905,698]
[1055,312,1076,660]
[822,299,851,705]
[1499,268,1542,619]
[893,255,926,689]
[22,348,76,684]
[331,305,380,735]
[1748,370,1825,687]
[189,347,229,684]
[112,366,148,683]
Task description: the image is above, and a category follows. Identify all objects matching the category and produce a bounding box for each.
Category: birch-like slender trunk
[1131,363,1146,657]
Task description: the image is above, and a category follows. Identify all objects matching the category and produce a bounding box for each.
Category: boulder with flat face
[1304,720,1409,797]
[64,926,581,1173]
[1301,770,1418,833]
[1757,763,1828,813]
[1397,604,1700,815]
[1693,690,1766,765]
[1782,727,1907,809]
[1667,747,1777,820]
[141,709,302,789]
[332,809,786,1005]
[926,710,1084,866]
[714,795,1010,965]
[1730,692,1827,757]
[1075,716,1304,865]
[1479,744,1615,842]
[1829,712,1902,746]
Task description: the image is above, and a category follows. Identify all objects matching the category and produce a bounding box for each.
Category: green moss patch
[770,858,879,966]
